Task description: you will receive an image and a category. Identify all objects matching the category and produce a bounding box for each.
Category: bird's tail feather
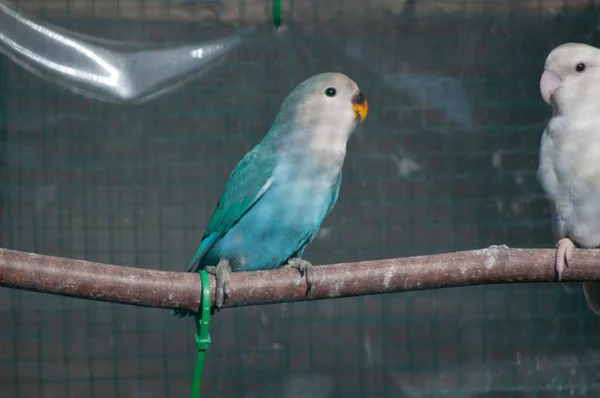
[186,233,219,272]
[583,282,600,316]
[170,308,195,317]
[172,234,220,317]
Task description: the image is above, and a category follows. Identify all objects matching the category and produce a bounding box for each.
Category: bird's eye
[576,63,586,72]
[325,87,337,97]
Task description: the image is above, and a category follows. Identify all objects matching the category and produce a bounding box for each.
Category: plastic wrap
[345,42,473,129]
[0,1,252,103]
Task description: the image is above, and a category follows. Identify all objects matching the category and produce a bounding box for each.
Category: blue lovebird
[174,72,368,314]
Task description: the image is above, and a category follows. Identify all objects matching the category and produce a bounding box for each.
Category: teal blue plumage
[175,72,368,313]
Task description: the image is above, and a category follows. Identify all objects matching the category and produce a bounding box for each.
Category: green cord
[190,271,211,398]
[273,0,282,28]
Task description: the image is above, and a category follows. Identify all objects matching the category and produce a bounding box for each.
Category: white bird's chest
[540,117,600,247]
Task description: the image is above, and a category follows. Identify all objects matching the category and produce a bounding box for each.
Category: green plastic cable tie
[190,270,211,398]
[273,0,282,28]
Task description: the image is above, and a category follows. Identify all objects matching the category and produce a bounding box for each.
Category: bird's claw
[555,238,575,281]
[285,258,314,292]
[204,258,231,311]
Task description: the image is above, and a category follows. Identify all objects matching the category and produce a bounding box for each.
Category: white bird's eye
[576,63,586,72]
[325,87,337,97]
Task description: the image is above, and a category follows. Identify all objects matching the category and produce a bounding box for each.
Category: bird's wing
[538,129,566,240]
[187,144,278,272]
[549,202,566,241]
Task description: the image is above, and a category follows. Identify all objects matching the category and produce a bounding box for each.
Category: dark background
[2,0,600,396]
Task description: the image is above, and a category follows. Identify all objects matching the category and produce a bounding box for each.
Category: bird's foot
[555,237,576,281]
[204,258,231,311]
[284,258,314,292]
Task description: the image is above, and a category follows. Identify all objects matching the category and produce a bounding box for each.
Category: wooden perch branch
[2,246,600,313]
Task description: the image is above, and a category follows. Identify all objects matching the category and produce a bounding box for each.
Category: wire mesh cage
[2,0,600,397]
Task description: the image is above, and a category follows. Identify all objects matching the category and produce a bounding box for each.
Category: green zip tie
[273,0,282,28]
[190,270,211,398]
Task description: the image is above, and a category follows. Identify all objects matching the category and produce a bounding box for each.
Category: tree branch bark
[2,246,600,313]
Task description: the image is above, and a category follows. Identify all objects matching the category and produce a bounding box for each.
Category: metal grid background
[3,1,600,396]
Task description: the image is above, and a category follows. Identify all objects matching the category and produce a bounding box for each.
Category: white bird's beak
[540,69,562,105]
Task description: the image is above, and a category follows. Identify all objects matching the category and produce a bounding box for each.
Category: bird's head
[272,72,368,152]
[540,42,600,113]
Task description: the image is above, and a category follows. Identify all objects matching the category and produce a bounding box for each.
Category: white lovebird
[537,42,600,315]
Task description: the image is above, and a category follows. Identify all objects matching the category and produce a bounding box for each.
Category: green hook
[190,270,212,398]
[273,0,282,28]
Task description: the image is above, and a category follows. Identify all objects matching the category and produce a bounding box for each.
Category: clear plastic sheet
[345,42,473,129]
[0,1,252,104]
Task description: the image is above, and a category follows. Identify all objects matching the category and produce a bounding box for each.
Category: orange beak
[351,91,368,124]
